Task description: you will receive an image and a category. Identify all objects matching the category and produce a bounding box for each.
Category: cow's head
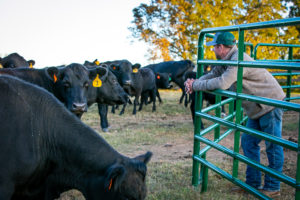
[46,63,107,117]
[89,64,128,105]
[86,152,152,200]
[156,72,172,89]
[1,53,34,68]
[108,60,133,87]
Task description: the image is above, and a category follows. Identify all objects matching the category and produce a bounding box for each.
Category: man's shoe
[260,190,280,198]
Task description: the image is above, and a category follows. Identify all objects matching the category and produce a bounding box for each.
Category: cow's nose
[72,103,87,112]
[123,80,132,86]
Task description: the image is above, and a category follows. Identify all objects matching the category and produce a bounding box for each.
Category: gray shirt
[192,46,285,119]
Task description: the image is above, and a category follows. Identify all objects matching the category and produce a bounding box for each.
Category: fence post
[192,32,205,187]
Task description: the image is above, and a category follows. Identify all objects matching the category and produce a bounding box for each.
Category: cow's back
[145,60,194,78]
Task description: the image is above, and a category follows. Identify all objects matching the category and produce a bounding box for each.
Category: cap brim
[206,41,217,46]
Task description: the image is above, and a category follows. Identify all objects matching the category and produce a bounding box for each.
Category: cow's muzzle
[71,102,87,114]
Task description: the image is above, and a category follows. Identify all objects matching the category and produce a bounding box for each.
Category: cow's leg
[150,89,156,112]
[132,96,139,115]
[179,90,185,104]
[98,104,110,132]
[184,92,188,107]
[139,93,147,111]
[156,89,162,104]
[119,102,127,115]
[111,105,115,114]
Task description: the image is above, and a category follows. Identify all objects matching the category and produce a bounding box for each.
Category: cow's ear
[27,60,35,67]
[46,67,60,83]
[132,63,141,69]
[89,67,108,80]
[93,59,100,66]
[104,164,126,192]
[132,63,141,73]
[134,151,153,164]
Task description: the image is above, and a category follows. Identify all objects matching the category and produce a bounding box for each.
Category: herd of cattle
[0,53,206,200]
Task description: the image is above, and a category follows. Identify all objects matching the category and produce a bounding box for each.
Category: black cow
[116,63,144,115]
[144,60,195,107]
[137,67,159,112]
[0,75,152,200]
[0,63,107,117]
[87,65,128,107]
[144,72,172,105]
[84,59,134,132]
[118,64,158,114]
[183,71,230,128]
[0,52,35,68]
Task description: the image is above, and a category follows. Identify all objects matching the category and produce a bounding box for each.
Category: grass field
[58,90,299,200]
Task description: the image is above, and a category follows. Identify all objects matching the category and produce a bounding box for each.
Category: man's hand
[184,78,195,94]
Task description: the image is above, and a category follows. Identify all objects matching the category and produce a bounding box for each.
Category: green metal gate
[254,43,300,101]
[192,17,300,200]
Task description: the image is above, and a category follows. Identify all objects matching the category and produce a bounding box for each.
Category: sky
[0,0,150,68]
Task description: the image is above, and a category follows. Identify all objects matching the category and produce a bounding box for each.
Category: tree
[129,0,299,62]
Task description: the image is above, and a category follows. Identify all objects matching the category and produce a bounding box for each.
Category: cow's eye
[84,82,89,88]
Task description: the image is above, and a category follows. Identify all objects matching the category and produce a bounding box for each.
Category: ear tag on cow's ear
[108,179,113,190]
[157,75,160,79]
[29,63,33,68]
[93,74,102,87]
[94,60,100,65]
[0,64,3,68]
[169,77,171,81]
[113,66,117,70]
[132,68,138,73]
[53,74,58,83]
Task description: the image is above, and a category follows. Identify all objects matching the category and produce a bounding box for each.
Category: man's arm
[192,66,238,91]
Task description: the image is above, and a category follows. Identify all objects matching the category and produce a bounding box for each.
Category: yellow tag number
[93,74,102,87]
[133,68,138,73]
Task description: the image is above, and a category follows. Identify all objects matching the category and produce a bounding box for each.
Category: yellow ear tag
[29,63,33,68]
[53,74,58,83]
[93,74,102,87]
[133,68,138,73]
[95,60,100,65]
[0,64,3,68]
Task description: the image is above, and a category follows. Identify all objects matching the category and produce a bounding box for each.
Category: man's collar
[222,46,238,60]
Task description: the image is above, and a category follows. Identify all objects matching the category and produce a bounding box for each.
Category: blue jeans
[241,108,284,191]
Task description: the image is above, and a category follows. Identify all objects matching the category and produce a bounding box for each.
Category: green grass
[78,90,299,200]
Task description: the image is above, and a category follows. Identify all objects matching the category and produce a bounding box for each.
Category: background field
[57,90,298,200]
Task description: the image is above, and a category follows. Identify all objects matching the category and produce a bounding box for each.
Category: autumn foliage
[129,0,299,62]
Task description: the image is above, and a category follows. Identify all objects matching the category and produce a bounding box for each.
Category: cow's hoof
[102,128,109,132]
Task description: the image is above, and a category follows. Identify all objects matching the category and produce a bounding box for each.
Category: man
[185,32,285,198]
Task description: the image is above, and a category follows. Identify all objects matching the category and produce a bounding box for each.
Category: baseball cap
[206,32,236,46]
